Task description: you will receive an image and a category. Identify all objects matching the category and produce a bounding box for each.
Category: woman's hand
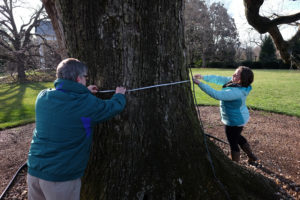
[193,74,203,79]
[193,78,200,84]
[193,74,202,84]
[115,87,126,94]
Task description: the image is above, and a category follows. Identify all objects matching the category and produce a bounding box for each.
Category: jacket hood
[241,85,252,95]
[54,79,90,94]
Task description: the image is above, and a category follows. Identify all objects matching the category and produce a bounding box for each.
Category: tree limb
[0,39,13,51]
[0,29,15,45]
[42,0,67,58]
[22,5,45,48]
[271,12,300,27]
[243,0,300,64]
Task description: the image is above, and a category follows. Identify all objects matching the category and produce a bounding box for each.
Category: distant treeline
[191,60,295,69]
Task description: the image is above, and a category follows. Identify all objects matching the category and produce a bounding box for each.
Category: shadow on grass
[0,84,20,97]
[0,82,50,129]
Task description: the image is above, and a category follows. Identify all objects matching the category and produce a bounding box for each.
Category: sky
[12,0,300,46]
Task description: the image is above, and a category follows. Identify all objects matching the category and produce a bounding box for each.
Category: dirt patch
[0,123,34,199]
[199,106,300,199]
[0,107,299,199]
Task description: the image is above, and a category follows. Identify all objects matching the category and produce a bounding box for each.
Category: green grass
[191,68,300,117]
[0,82,53,129]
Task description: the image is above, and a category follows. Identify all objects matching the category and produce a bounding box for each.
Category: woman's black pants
[225,125,248,152]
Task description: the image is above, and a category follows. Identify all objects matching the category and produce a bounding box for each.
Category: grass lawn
[191,68,300,117]
[0,82,53,129]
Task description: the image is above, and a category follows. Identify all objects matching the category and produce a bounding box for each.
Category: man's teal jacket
[27,79,126,182]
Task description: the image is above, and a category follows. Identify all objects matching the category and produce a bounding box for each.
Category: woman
[193,66,257,163]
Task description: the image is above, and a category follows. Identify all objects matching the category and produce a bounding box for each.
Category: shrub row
[191,60,294,69]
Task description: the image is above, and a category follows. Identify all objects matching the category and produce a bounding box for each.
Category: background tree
[43,0,281,199]
[0,0,48,82]
[184,0,213,67]
[243,0,300,68]
[235,45,254,62]
[209,2,240,63]
[0,26,6,73]
[185,1,240,67]
[245,45,254,61]
[259,35,277,63]
[290,37,300,69]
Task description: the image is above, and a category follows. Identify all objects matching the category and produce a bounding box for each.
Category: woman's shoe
[241,143,258,164]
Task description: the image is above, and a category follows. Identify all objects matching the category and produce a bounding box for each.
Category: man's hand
[116,87,126,94]
[87,85,99,94]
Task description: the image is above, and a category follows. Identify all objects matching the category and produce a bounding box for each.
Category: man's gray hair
[56,58,88,81]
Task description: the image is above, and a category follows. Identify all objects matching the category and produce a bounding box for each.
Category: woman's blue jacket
[198,75,252,126]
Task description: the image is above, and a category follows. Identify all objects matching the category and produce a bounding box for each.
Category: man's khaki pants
[27,174,81,200]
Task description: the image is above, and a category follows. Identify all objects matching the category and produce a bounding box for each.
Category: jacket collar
[54,79,90,94]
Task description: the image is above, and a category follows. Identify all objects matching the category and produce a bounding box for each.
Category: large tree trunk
[16,63,26,82]
[16,53,26,82]
[43,0,279,199]
[201,52,207,68]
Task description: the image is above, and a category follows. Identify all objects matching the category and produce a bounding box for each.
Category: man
[27,58,126,200]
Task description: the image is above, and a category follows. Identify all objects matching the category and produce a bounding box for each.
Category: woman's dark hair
[239,66,254,87]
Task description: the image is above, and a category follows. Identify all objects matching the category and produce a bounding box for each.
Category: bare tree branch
[271,12,300,27]
[0,39,13,51]
[0,20,14,33]
[0,29,15,44]
[23,5,45,48]
[243,0,300,64]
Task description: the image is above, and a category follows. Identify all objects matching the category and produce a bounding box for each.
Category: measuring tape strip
[98,80,191,93]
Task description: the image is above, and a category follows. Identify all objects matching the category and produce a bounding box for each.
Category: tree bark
[201,53,206,68]
[16,53,26,82]
[16,63,26,82]
[43,0,280,199]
